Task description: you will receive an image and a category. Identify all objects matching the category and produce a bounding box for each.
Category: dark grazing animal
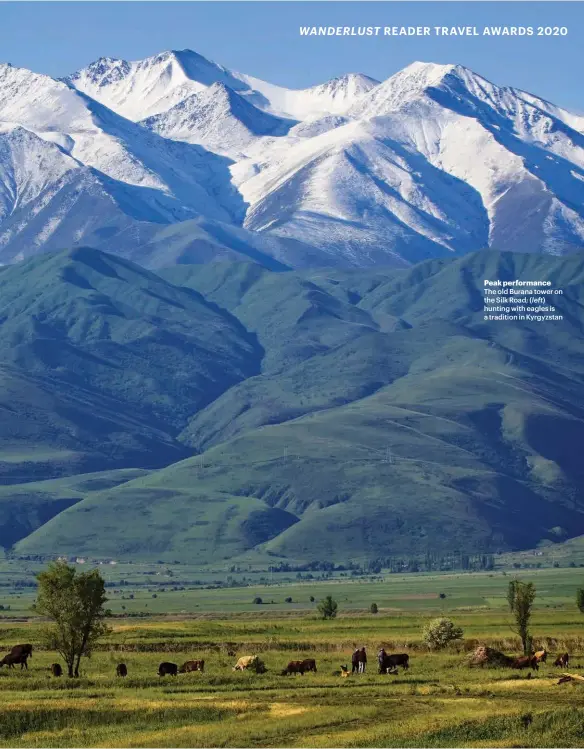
[300,658,317,673]
[280,659,317,676]
[179,659,205,673]
[0,653,29,670]
[158,662,178,677]
[281,660,306,676]
[554,653,570,668]
[511,655,539,670]
[379,652,409,672]
[10,644,33,660]
[51,663,62,677]
[116,663,128,677]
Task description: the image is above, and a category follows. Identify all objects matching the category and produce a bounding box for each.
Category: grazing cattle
[379,653,409,672]
[281,660,305,676]
[554,653,570,668]
[280,659,316,676]
[50,663,62,677]
[116,663,128,677]
[10,644,33,660]
[158,662,178,677]
[232,655,266,673]
[179,660,205,673]
[0,653,28,670]
[534,649,547,664]
[511,655,539,670]
[301,658,317,673]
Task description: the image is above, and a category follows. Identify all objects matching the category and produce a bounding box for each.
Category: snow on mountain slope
[141,82,295,156]
[67,50,379,121]
[1,53,583,268]
[234,61,584,263]
[0,61,250,262]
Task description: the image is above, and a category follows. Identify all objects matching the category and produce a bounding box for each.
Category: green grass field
[2,569,584,747]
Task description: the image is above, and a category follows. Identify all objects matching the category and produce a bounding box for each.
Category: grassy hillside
[4,248,584,563]
[0,247,262,485]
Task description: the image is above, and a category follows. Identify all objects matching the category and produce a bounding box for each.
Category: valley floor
[1,572,584,747]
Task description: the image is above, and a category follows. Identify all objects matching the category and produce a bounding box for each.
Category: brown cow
[554,653,570,668]
[511,655,539,670]
[51,663,62,677]
[116,663,128,677]
[281,658,317,676]
[534,649,547,664]
[179,660,205,673]
[0,653,29,670]
[281,660,305,676]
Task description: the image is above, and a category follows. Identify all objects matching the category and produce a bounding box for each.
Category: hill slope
[0,247,262,484]
[7,249,584,564]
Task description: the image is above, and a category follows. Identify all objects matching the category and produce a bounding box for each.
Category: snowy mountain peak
[141,80,294,154]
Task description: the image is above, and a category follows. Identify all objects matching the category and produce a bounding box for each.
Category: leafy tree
[309,595,315,603]
[577,588,584,614]
[508,581,536,655]
[507,579,518,612]
[422,617,463,650]
[253,597,263,605]
[33,561,110,677]
[285,597,293,603]
[439,593,446,600]
[370,603,378,614]
[317,595,338,620]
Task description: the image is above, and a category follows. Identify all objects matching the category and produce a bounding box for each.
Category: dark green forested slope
[3,248,584,563]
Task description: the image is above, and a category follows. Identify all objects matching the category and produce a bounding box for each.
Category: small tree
[253,596,263,605]
[509,581,536,655]
[370,603,378,614]
[423,617,463,650]
[507,579,518,612]
[33,561,110,678]
[317,595,338,620]
[577,588,584,614]
[309,596,315,603]
[285,597,293,603]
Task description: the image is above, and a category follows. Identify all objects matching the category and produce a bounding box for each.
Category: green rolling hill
[2,248,584,564]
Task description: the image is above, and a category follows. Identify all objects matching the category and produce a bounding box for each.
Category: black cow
[0,653,29,670]
[10,644,33,660]
[158,662,178,677]
[379,652,409,673]
[116,663,128,677]
[51,663,63,677]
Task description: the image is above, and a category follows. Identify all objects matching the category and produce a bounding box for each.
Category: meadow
[1,568,584,747]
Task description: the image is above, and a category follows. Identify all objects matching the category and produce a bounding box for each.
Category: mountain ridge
[0,247,582,564]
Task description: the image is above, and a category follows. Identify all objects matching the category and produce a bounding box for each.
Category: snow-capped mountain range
[0,49,583,269]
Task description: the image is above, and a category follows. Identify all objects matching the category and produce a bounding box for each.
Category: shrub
[253,597,263,605]
[309,596,315,603]
[317,595,338,620]
[370,603,378,614]
[423,617,463,649]
[577,588,584,614]
[285,597,293,603]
